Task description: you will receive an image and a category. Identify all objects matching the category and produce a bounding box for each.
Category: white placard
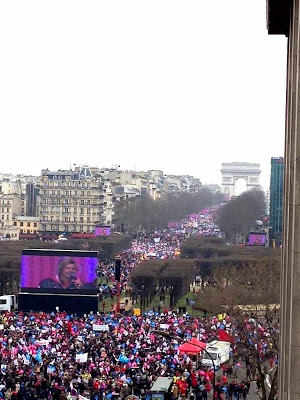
[92,324,109,332]
[76,353,88,363]
[159,324,169,330]
[37,340,49,346]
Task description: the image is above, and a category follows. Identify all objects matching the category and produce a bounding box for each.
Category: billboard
[20,249,98,294]
[94,225,111,236]
[249,233,266,246]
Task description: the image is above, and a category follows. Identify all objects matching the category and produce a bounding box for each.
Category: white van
[201,341,231,368]
[0,295,17,312]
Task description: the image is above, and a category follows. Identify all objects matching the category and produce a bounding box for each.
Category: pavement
[209,364,260,399]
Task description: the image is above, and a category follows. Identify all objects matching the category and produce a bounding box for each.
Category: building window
[87,209,90,214]
[20,222,23,226]
[80,208,84,214]
[52,191,55,195]
[87,200,90,205]
[81,200,84,205]
[6,208,9,212]
[81,191,84,196]
[27,230,30,233]
[64,208,69,213]
[80,217,83,223]
[34,223,37,227]
[87,217,90,223]
[27,222,30,227]
[65,199,69,205]
[87,191,90,196]
[14,221,17,226]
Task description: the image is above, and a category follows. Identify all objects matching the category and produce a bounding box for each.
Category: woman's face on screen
[61,263,77,281]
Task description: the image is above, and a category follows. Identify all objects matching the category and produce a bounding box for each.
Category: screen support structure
[115,255,122,314]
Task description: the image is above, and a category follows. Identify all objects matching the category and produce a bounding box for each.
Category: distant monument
[220,162,261,197]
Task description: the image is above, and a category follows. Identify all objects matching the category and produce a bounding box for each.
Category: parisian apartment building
[0,167,207,237]
[38,166,113,234]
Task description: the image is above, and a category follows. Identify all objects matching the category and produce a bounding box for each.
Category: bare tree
[196,258,280,400]
[217,189,266,243]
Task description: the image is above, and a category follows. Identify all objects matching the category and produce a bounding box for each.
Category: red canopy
[189,337,206,348]
[178,338,206,354]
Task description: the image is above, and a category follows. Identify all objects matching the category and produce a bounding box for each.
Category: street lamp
[152,330,216,399]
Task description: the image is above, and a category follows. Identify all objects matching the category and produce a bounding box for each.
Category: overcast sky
[0,1,287,190]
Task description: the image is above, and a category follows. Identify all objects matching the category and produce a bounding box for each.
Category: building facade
[26,183,39,217]
[267,1,300,397]
[13,216,40,235]
[0,167,205,236]
[0,174,39,217]
[37,166,107,234]
[269,157,284,246]
[0,194,22,228]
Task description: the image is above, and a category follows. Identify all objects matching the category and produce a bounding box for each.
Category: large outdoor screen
[94,225,111,236]
[249,233,266,246]
[21,249,98,294]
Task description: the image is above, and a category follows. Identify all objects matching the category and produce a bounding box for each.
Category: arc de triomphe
[220,162,261,197]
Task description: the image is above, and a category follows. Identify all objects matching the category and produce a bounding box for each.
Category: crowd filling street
[98,209,220,303]
[0,209,278,399]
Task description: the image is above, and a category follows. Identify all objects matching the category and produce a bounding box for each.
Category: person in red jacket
[191,371,198,389]
[177,378,188,400]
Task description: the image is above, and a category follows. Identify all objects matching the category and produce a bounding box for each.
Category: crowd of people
[0,307,270,400]
[97,209,221,302]
[0,207,277,399]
